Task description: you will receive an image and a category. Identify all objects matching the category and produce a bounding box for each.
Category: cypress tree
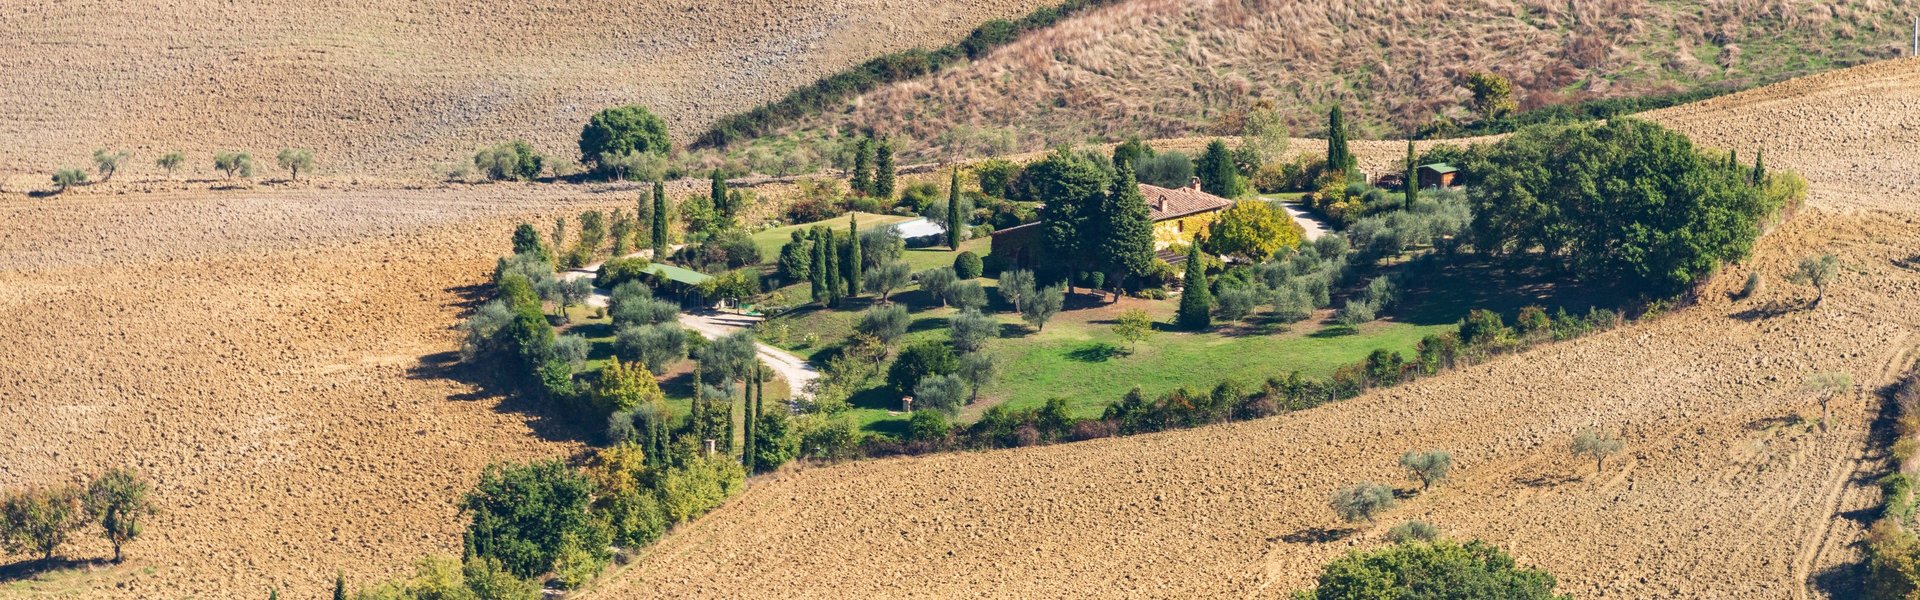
[824,228,843,307]
[852,137,875,196]
[874,138,896,200]
[724,395,735,453]
[947,168,964,249]
[692,364,705,444]
[334,573,347,600]
[743,367,757,472]
[710,170,730,220]
[1728,149,1738,171]
[1404,139,1417,205]
[809,228,827,305]
[846,213,862,297]
[1176,244,1213,330]
[1097,162,1155,292]
[651,179,668,259]
[1327,105,1355,175]
[1752,149,1766,185]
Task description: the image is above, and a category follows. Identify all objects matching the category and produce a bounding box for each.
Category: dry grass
[789,0,1911,162]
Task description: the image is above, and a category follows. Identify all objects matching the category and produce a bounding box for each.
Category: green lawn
[749,211,913,262]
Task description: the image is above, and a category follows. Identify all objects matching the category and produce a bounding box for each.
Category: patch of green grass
[749,212,912,263]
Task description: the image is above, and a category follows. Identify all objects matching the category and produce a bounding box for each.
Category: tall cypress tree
[743,366,757,473]
[1097,162,1155,292]
[1327,106,1355,175]
[845,213,862,297]
[710,170,730,221]
[824,228,843,307]
[1403,140,1417,205]
[334,573,347,600]
[809,228,828,305]
[852,137,875,196]
[1176,244,1212,330]
[651,179,668,259]
[692,364,705,445]
[947,167,963,250]
[1752,149,1766,185]
[874,138,896,200]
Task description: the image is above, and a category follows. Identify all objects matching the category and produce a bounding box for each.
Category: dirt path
[1277,201,1329,241]
[678,311,819,400]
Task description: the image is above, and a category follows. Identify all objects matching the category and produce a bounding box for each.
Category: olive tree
[1329,482,1396,524]
[615,323,688,374]
[213,151,255,179]
[1021,283,1065,331]
[855,304,909,346]
[155,151,186,178]
[92,148,131,183]
[999,269,1037,313]
[1570,430,1624,473]
[51,168,89,193]
[85,467,156,563]
[913,373,969,415]
[949,309,996,355]
[2,485,86,560]
[1803,372,1852,432]
[917,267,958,307]
[863,261,912,302]
[1786,254,1839,308]
[1399,450,1452,492]
[557,278,594,322]
[276,148,315,181]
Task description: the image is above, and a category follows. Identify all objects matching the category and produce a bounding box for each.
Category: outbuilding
[1417,163,1460,188]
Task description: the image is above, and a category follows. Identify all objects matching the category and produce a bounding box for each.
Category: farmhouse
[991,177,1234,269]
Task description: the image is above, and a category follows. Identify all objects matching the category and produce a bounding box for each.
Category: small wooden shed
[1417,163,1460,188]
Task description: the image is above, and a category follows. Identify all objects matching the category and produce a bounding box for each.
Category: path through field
[585,58,1920,599]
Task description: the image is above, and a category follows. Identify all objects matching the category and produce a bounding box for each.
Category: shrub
[1515,305,1550,336]
[579,105,670,177]
[913,373,969,415]
[474,141,543,181]
[887,340,957,395]
[1386,520,1441,544]
[1334,299,1376,327]
[213,151,254,179]
[658,457,746,524]
[1458,309,1511,348]
[906,409,952,444]
[1329,482,1396,523]
[1399,450,1453,491]
[550,534,609,589]
[954,251,984,279]
[51,167,88,193]
[1,485,85,559]
[460,461,600,578]
[855,304,910,345]
[276,148,315,180]
[1571,430,1624,473]
[797,414,861,462]
[595,257,654,288]
[1738,272,1763,300]
[1302,539,1564,599]
[751,410,798,472]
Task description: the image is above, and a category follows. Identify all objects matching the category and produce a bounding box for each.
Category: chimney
[703,439,716,456]
[902,396,914,412]
[1188,176,1202,191]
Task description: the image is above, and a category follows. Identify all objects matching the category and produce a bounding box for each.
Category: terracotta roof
[1138,183,1234,221]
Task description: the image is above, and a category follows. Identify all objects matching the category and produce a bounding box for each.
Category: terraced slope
[0,0,1045,184]
[589,58,1920,598]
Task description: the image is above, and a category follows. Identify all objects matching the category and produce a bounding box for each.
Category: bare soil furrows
[0,186,654,597]
[0,0,1045,184]
[591,61,1920,598]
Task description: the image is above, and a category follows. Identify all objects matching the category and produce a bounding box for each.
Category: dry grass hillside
[0,0,1045,185]
[766,0,1912,161]
[587,58,1920,598]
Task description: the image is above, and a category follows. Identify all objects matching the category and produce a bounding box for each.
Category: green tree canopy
[461,461,600,579]
[579,105,670,176]
[1196,139,1245,198]
[1304,539,1566,600]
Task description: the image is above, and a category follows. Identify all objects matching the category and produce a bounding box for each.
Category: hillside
[0,0,1045,184]
[744,0,1912,162]
[586,59,1920,598]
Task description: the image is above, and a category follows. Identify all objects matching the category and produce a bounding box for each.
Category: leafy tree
[2,485,85,559]
[1803,372,1852,432]
[1570,430,1624,473]
[1021,283,1065,331]
[276,148,315,181]
[949,309,996,354]
[947,168,965,249]
[511,223,550,265]
[1030,148,1110,285]
[92,148,131,182]
[461,461,599,578]
[778,231,814,283]
[1196,139,1244,198]
[1787,254,1839,308]
[1111,135,1152,170]
[1326,105,1356,175]
[860,226,906,270]
[975,158,1019,198]
[887,340,957,395]
[1243,104,1290,165]
[873,137,896,199]
[1466,72,1517,124]
[1302,539,1566,599]
[1207,200,1302,262]
[751,409,797,473]
[1114,308,1154,351]
[918,267,958,307]
[1386,520,1440,544]
[51,167,88,193]
[1399,450,1453,492]
[855,304,910,345]
[657,456,745,524]
[999,269,1036,313]
[1457,309,1510,348]
[1095,162,1157,289]
[953,251,984,280]
[949,280,987,312]
[155,151,186,178]
[651,180,669,258]
[592,358,666,418]
[864,260,912,302]
[214,151,256,180]
[1176,245,1213,330]
[914,373,969,415]
[1329,481,1396,523]
[556,278,593,322]
[957,352,996,403]
[1135,151,1194,189]
[579,105,670,177]
[465,556,542,600]
[851,137,875,196]
[474,142,541,181]
[84,467,155,562]
[845,214,862,297]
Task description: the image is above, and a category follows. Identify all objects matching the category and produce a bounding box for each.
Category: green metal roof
[646,263,714,285]
[1419,163,1459,174]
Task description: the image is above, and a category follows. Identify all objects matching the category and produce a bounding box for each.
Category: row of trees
[1,468,154,563]
[48,148,315,193]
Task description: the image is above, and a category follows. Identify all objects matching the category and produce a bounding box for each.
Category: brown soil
[582,59,1920,598]
[0,0,1046,187]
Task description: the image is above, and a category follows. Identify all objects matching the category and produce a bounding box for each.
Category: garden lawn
[749,211,912,262]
